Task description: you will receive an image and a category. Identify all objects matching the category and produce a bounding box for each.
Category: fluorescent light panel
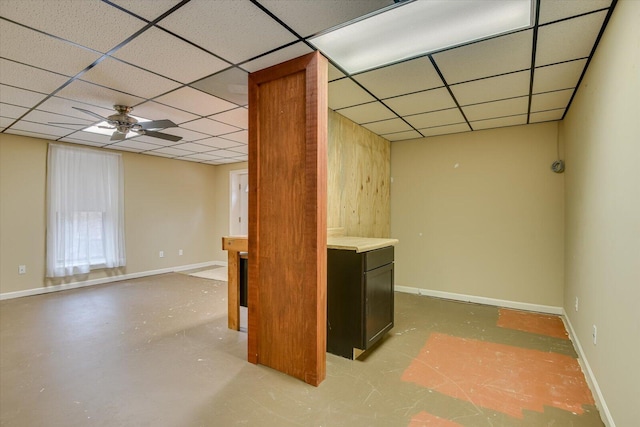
[310,0,534,74]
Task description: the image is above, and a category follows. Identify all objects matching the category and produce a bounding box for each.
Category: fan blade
[110,131,127,142]
[141,130,182,142]
[139,119,177,130]
[48,122,89,126]
[72,107,109,122]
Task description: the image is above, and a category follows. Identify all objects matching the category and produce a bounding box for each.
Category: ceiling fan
[51,105,182,142]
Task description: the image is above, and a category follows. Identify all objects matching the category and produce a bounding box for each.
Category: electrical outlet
[18,265,26,274]
[178,249,183,256]
[159,251,164,258]
[592,324,597,345]
[575,297,579,312]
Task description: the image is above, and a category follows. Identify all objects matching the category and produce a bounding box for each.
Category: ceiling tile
[207,149,244,158]
[58,137,106,148]
[530,109,565,123]
[183,152,220,161]
[383,87,456,116]
[538,0,612,25]
[152,126,209,142]
[450,71,530,106]
[221,130,248,144]
[157,0,298,64]
[10,121,74,137]
[0,20,102,77]
[80,57,181,99]
[433,30,533,84]
[144,150,176,158]
[533,59,587,94]
[228,145,248,155]
[21,110,93,130]
[1,116,16,130]
[0,0,146,53]
[362,118,412,135]
[471,115,527,130]
[328,64,346,81]
[35,98,115,125]
[240,43,313,73]
[190,67,248,106]
[462,97,529,122]
[0,59,69,94]
[0,103,29,119]
[383,130,422,141]
[109,139,164,152]
[195,137,245,149]
[530,89,574,112]
[535,11,607,67]
[5,128,59,140]
[171,142,215,153]
[259,0,393,38]
[131,101,199,124]
[328,79,375,110]
[0,85,47,108]
[404,108,465,129]
[55,80,144,111]
[419,123,471,137]
[64,130,113,145]
[131,134,183,147]
[209,108,248,129]
[336,102,395,124]
[154,87,237,116]
[109,0,185,21]
[180,118,240,136]
[149,146,193,157]
[113,27,229,84]
[353,57,442,99]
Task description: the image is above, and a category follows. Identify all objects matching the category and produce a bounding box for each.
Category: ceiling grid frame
[0,0,617,163]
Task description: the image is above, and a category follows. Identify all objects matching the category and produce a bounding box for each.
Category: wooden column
[248,52,328,386]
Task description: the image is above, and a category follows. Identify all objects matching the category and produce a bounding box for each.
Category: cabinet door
[364,263,394,347]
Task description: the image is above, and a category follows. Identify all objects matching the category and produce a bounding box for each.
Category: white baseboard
[0,261,226,301]
[394,285,563,315]
[562,309,615,427]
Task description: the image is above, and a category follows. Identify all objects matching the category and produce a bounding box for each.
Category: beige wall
[391,122,565,307]
[0,135,47,294]
[328,110,390,237]
[561,0,640,425]
[0,134,222,295]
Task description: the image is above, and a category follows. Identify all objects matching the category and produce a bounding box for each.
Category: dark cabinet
[327,246,394,359]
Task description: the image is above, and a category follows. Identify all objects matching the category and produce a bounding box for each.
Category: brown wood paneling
[248,52,327,386]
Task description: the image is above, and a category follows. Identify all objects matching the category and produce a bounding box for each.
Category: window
[46,144,125,277]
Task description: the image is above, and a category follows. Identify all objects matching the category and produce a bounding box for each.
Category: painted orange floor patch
[497,308,569,339]
[408,411,463,427]
[401,333,594,419]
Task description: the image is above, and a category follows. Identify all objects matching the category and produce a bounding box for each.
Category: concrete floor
[0,273,603,426]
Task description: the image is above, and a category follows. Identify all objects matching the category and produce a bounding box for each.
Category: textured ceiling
[0,0,616,165]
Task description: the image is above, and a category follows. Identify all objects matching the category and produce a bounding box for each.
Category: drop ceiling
[0,0,616,165]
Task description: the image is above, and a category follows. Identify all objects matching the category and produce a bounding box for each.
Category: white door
[229,170,249,235]
[238,173,249,235]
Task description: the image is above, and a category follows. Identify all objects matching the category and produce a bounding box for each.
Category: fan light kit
[50,105,182,142]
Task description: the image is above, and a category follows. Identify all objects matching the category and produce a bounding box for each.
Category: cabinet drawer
[364,246,394,271]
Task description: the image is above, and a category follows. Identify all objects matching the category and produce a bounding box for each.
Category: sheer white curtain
[46,144,126,277]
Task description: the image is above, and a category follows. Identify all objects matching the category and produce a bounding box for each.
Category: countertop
[326,236,398,253]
